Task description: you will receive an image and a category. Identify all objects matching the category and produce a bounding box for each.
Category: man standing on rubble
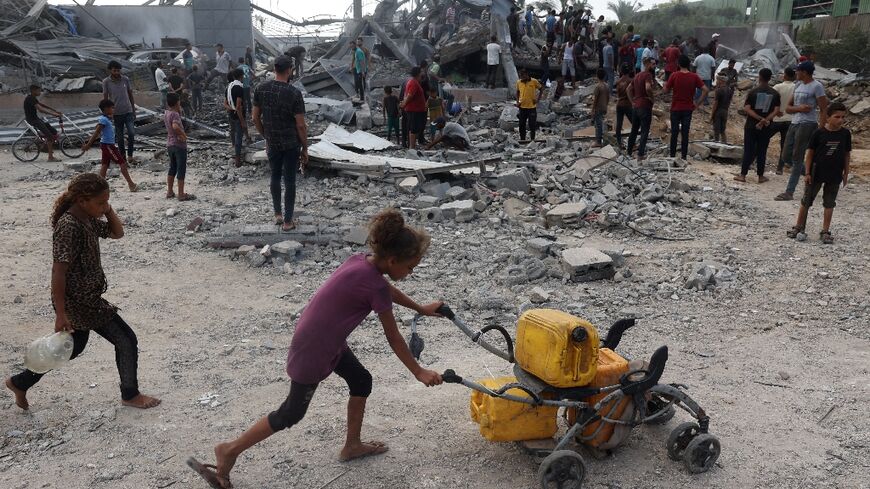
[734,68,780,183]
[253,55,308,232]
[692,49,716,106]
[485,36,501,89]
[154,61,168,109]
[205,43,232,91]
[602,36,614,93]
[103,60,137,163]
[350,39,368,101]
[663,39,681,82]
[516,68,544,142]
[507,7,520,51]
[445,2,457,38]
[772,67,796,175]
[664,55,707,160]
[285,46,306,79]
[626,57,656,162]
[400,66,427,150]
[775,61,829,201]
[182,43,195,74]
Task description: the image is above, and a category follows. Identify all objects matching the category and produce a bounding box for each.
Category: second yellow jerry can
[470,376,559,442]
[514,309,600,388]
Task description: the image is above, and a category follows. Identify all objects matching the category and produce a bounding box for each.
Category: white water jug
[24,332,74,374]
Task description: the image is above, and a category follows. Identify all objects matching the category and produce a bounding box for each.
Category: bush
[811,28,870,74]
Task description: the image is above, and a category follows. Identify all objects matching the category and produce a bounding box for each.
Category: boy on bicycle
[24,85,63,162]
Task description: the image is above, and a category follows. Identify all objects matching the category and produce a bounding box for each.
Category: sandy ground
[0,137,868,489]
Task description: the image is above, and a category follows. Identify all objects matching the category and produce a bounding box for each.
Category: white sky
[50,0,668,26]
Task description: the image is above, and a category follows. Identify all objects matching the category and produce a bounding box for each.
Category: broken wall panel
[71,5,195,48]
[192,0,253,66]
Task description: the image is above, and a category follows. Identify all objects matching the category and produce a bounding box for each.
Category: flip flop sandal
[820,231,834,244]
[281,222,297,232]
[786,226,804,239]
[186,457,232,489]
[166,192,176,199]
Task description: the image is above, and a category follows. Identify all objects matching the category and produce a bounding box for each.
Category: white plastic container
[24,332,74,374]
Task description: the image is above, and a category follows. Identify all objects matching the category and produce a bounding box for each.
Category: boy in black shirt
[735,68,779,183]
[23,85,63,161]
[787,103,851,244]
[382,87,400,144]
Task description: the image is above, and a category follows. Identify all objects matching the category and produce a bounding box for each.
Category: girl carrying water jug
[5,173,160,410]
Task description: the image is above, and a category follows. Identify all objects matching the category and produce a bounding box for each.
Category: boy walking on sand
[82,100,138,192]
[165,93,194,201]
[786,103,850,244]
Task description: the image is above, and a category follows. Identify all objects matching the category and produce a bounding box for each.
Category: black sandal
[820,231,834,244]
[186,457,232,489]
[786,226,804,239]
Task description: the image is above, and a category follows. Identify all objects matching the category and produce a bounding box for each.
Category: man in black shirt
[253,55,308,231]
[788,103,851,244]
[735,68,780,183]
[226,68,248,167]
[167,68,189,117]
[186,65,204,115]
[23,85,62,161]
[285,45,306,79]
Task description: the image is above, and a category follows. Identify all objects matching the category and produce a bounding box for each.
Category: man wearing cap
[252,55,308,232]
[426,117,470,150]
[709,33,720,58]
[516,68,544,141]
[775,60,829,201]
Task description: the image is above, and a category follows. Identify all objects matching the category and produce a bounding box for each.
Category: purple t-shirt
[164,110,185,148]
[286,254,392,384]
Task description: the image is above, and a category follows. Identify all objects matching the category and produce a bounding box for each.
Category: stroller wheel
[683,433,721,473]
[538,450,586,489]
[666,422,700,461]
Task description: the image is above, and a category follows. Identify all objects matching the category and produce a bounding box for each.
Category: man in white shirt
[154,61,168,108]
[205,43,232,90]
[692,51,716,105]
[426,117,470,150]
[773,66,796,175]
[485,36,501,89]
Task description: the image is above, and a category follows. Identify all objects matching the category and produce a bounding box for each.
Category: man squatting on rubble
[23,84,63,162]
[252,55,309,232]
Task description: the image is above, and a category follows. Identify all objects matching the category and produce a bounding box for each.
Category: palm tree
[607,0,643,23]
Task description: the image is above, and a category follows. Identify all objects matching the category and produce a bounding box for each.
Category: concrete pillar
[354,0,362,20]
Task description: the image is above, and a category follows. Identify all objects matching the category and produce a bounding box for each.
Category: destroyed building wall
[72,6,195,48]
[192,0,254,64]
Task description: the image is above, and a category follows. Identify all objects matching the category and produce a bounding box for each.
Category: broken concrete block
[440,200,476,222]
[247,251,267,268]
[419,207,443,222]
[529,286,551,304]
[526,237,554,256]
[235,245,256,256]
[574,157,602,179]
[473,200,488,213]
[423,181,451,199]
[600,182,621,199]
[592,145,618,160]
[413,195,441,208]
[249,150,269,164]
[640,183,665,202]
[495,168,531,193]
[503,197,531,218]
[64,161,89,172]
[499,106,519,130]
[398,177,419,192]
[445,186,473,201]
[546,201,589,227]
[688,142,712,159]
[343,226,369,246]
[272,240,303,256]
[561,248,616,282]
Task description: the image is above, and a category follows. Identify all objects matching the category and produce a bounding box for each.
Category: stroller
[417,305,720,489]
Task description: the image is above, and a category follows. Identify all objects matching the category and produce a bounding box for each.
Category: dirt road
[1,147,867,489]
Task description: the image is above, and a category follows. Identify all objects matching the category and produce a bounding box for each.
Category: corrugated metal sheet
[861,0,870,14]
[308,140,460,173]
[753,0,779,21]
[832,0,851,15]
[314,124,394,151]
[777,0,794,21]
[9,37,129,57]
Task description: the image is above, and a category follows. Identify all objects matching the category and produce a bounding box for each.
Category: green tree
[607,0,643,24]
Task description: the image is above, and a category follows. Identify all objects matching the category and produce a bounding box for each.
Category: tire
[60,135,85,158]
[646,395,676,425]
[666,421,700,461]
[683,433,720,474]
[12,137,40,162]
[538,450,586,489]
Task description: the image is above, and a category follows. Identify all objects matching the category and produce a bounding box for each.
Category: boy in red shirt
[400,67,427,149]
[662,39,681,82]
[626,57,656,161]
[663,54,707,160]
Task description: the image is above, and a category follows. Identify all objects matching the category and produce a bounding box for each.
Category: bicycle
[12,115,86,162]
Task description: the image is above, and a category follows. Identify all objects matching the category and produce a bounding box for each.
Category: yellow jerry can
[514,309,600,388]
[566,347,633,447]
[470,377,558,442]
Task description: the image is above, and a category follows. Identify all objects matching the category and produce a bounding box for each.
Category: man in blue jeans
[775,61,829,201]
[626,57,656,162]
[102,60,137,162]
[253,56,308,232]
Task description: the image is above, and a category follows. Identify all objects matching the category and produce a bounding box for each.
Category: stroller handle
[421,303,514,363]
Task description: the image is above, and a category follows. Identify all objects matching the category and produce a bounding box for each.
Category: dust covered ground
[0,144,868,489]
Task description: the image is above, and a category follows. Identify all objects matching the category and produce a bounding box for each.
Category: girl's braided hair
[368,209,430,261]
[51,173,109,228]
